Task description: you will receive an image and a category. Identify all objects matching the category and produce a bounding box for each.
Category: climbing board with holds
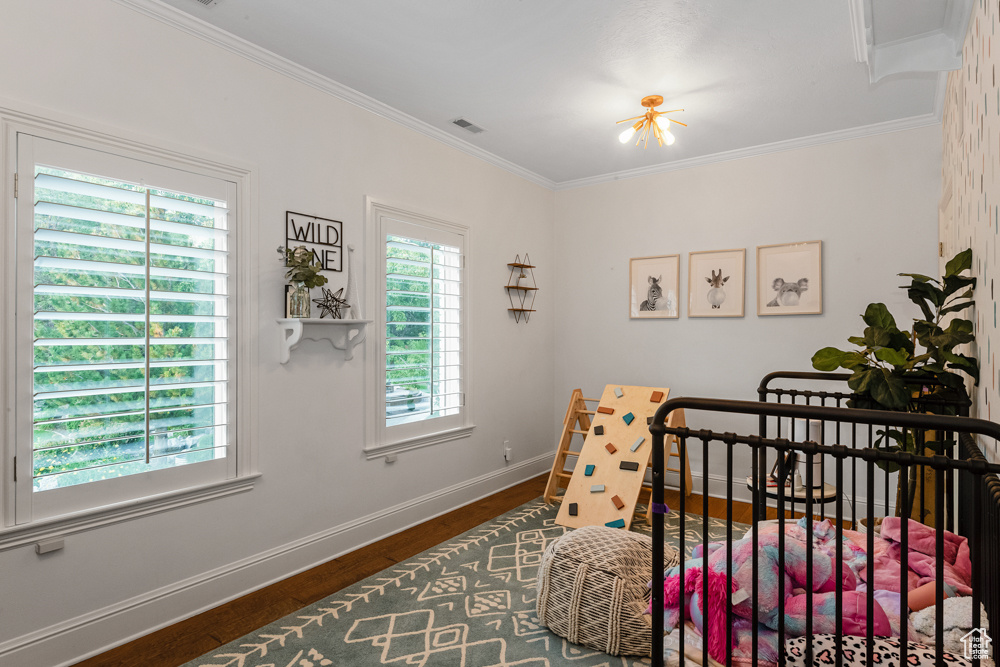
[555,384,670,530]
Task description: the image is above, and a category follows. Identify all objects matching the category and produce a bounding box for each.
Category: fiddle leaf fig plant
[812,249,976,514]
[811,248,978,413]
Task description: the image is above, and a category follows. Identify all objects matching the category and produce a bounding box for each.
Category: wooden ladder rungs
[579,410,597,415]
[569,429,588,435]
[564,450,580,457]
[555,472,572,480]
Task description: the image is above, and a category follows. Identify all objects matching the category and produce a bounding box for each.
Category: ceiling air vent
[451,118,486,134]
[194,0,217,5]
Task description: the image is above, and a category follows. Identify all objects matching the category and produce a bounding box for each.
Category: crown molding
[847,0,871,64]
[932,70,949,121]
[110,0,557,191]
[849,0,972,84]
[553,113,941,191]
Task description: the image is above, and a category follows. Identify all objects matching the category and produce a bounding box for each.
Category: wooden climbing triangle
[543,388,596,504]
[545,385,692,530]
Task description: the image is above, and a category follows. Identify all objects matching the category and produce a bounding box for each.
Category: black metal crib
[648,371,1000,667]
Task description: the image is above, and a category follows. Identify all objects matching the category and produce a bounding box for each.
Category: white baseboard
[0,452,554,667]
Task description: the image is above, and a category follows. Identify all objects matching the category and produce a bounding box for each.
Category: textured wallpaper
[942,0,1000,457]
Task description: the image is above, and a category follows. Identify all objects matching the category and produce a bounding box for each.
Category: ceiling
[146,0,966,188]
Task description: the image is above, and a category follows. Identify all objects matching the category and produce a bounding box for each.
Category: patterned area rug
[184,498,744,667]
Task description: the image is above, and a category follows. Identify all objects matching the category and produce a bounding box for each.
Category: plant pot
[287,283,311,318]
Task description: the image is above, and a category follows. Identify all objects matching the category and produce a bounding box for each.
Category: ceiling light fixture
[616,95,686,148]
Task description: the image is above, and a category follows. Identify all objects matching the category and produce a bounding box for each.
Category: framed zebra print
[629,255,680,319]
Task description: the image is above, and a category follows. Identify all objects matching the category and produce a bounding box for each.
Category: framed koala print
[756,241,823,316]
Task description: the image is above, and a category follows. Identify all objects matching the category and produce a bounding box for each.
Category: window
[365,200,473,458]
[6,128,255,532]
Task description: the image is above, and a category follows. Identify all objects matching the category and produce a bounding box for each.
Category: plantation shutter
[18,135,235,519]
[384,233,463,427]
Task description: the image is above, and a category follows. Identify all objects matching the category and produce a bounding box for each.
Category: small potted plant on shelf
[811,248,977,524]
[278,245,328,318]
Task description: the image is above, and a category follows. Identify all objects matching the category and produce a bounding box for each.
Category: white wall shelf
[277,318,371,363]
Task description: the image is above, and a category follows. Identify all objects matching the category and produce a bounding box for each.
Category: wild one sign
[286,211,343,273]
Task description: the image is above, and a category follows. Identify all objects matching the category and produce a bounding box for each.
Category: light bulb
[619,126,636,144]
[653,117,675,146]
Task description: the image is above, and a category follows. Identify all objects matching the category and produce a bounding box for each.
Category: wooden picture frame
[756,241,823,316]
[688,248,745,318]
[629,254,680,318]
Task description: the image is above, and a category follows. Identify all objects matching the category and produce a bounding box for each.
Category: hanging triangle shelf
[506,253,538,323]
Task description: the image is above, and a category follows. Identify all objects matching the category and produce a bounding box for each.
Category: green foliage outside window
[31,166,226,489]
[385,235,434,420]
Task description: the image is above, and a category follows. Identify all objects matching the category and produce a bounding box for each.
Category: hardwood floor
[74,475,759,667]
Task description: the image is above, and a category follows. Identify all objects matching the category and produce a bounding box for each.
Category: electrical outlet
[503,440,512,461]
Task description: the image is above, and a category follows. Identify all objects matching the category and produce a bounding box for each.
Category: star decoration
[312,287,349,319]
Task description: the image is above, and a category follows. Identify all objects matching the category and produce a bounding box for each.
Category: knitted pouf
[536,525,680,657]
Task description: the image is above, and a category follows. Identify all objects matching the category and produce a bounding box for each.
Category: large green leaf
[907,289,937,321]
[866,326,892,347]
[943,275,976,297]
[898,273,935,283]
[945,318,974,335]
[874,347,910,367]
[934,369,970,389]
[944,248,972,278]
[941,350,972,365]
[939,300,975,317]
[930,321,975,349]
[812,347,847,371]
[887,330,915,353]
[869,369,910,410]
[848,368,876,393]
[863,303,897,330]
[906,281,944,310]
[841,351,869,369]
[943,353,979,381]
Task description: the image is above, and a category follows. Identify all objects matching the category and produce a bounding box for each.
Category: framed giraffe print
[629,254,680,319]
[688,248,745,317]
[756,240,823,316]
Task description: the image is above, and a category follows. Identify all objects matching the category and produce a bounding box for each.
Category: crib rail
[757,372,971,531]
[649,395,1000,667]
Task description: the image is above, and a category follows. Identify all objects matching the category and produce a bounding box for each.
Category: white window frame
[364,197,474,459]
[0,107,258,551]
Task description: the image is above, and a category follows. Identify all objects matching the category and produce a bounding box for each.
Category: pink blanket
[657,519,891,665]
[867,518,972,595]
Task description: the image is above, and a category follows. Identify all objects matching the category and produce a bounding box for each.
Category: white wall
[0,2,555,665]
[552,126,942,497]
